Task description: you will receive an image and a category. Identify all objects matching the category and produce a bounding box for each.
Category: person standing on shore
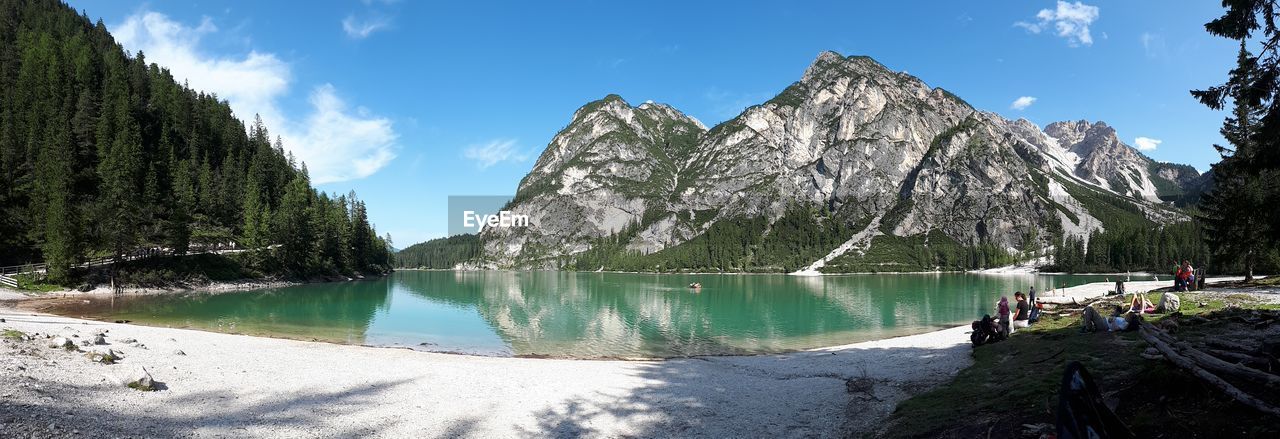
[1172,260,1187,291]
[997,296,1011,337]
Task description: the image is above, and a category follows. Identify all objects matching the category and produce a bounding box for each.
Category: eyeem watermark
[448,195,529,235]
[463,210,529,230]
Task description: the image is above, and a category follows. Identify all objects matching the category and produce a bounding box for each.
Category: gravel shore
[0,308,971,438]
[1037,276,1259,304]
[10,276,1264,437]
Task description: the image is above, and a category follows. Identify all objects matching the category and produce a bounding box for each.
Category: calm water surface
[51,271,1153,358]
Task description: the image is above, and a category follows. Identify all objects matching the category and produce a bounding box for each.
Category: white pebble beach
[2,276,1268,438]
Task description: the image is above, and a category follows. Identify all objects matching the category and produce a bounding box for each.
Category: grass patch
[883,292,1280,438]
[2,329,27,340]
[13,273,63,292]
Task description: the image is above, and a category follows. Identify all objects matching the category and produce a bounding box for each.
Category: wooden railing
[0,245,246,290]
[0,251,166,288]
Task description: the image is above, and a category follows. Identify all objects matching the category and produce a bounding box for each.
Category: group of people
[972,287,1043,346]
[973,278,1187,346]
[996,288,1041,335]
[1173,259,1197,292]
[1080,289,1181,333]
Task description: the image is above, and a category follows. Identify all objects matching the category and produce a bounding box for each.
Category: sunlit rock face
[480,52,1198,269]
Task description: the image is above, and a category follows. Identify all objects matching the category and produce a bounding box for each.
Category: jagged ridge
[473,51,1200,272]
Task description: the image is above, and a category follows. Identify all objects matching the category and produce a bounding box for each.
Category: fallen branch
[1139,325,1280,418]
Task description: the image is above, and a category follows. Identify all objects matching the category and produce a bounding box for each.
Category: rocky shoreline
[0,272,393,302]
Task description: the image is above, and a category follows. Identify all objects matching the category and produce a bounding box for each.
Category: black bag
[971,314,1004,346]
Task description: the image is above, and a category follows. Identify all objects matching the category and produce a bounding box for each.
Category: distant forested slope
[395,234,480,269]
[0,0,391,281]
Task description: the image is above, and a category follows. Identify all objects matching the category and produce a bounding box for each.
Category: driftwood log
[1142,325,1280,390]
[1204,348,1275,369]
[1138,324,1280,418]
[1204,338,1257,352]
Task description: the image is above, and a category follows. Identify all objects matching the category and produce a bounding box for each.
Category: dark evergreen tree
[1198,43,1271,280]
[1192,1,1280,279]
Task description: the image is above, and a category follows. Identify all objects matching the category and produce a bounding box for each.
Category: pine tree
[1193,2,1280,278]
[1195,43,1272,280]
[33,114,78,281]
[274,169,315,273]
[96,70,143,262]
[240,168,269,250]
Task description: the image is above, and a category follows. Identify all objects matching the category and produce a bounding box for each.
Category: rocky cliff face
[1042,120,1194,202]
[480,95,708,267]
[477,52,1199,271]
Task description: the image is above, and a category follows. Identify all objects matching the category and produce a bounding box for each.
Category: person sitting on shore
[1012,292,1031,331]
[1173,260,1191,292]
[1128,293,1155,314]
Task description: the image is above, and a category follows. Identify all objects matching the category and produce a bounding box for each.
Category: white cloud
[1134,137,1162,151]
[1015,1,1100,47]
[1141,32,1167,58]
[463,139,528,169]
[342,14,390,39]
[1010,96,1037,110]
[112,11,397,184]
[298,84,398,181]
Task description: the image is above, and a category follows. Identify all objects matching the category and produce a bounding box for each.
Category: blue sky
[65,0,1240,246]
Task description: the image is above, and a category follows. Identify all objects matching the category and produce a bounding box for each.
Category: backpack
[1057,362,1135,439]
[971,314,1005,346]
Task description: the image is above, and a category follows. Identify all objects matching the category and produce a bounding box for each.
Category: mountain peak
[571,94,632,121]
[803,51,889,79]
[814,50,844,64]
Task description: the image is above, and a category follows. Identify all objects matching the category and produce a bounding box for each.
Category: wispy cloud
[463,139,528,169]
[1015,1,1100,47]
[1140,32,1167,58]
[1134,137,1161,151]
[595,57,627,69]
[342,14,390,39]
[1010,96,1037,110]
[113,11,397,184]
